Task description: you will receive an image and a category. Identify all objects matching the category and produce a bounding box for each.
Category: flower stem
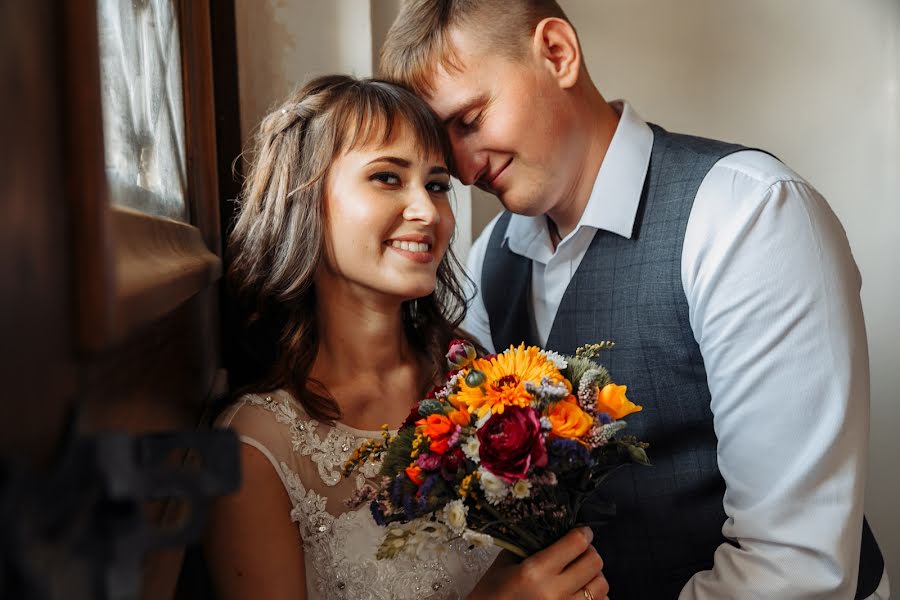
[491,538,528,559]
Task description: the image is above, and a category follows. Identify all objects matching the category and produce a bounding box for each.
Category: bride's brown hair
[228,75,468,421]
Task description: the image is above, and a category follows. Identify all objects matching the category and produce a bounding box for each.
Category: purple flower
[416,452,443,470]
[370,500,387,526]
[414,474,443,515]
[547,438,593,472]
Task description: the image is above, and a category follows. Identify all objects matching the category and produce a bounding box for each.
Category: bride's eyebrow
[365,157,448,176]
[365,156,412,168]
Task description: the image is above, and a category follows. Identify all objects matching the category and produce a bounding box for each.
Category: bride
[205,75,608,600]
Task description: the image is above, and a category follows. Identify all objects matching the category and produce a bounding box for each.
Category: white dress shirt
[462,102,890,599]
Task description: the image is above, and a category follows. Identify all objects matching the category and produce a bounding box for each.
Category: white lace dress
[216,389,498,599]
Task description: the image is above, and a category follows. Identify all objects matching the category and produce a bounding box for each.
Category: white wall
[234,0,374,147]
[558,0,899,584]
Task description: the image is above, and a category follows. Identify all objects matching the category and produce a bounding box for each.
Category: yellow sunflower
[452,344,569,418]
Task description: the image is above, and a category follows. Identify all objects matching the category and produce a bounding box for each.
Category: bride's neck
[312,284,414,380]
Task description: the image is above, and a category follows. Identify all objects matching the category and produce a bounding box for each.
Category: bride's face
[318,120,455,302]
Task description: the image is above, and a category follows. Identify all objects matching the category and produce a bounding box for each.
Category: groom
[381,1,889,598]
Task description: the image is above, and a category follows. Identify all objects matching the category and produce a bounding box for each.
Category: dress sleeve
[215,394,299,504]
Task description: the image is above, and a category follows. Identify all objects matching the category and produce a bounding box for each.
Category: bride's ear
[532,17,582,90]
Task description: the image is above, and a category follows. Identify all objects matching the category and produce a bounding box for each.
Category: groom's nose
[452,145,486,187]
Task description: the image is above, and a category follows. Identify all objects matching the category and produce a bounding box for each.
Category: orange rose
[546,396,593,439]
[405,465,425,486]
[596,384,642,420]
[417,413,455,454]
[448,408,471,427]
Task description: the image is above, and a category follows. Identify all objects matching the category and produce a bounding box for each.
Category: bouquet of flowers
[343,340,649,560]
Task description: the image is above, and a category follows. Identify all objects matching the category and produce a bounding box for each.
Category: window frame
[67,0,222,352]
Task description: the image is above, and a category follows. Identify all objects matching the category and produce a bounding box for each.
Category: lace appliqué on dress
[249,394,380,488]
[247,394,497,600]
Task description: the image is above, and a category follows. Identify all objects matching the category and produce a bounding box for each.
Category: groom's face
[424,28,580,217]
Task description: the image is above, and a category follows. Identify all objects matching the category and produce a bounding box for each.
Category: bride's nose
[402,188,440,225]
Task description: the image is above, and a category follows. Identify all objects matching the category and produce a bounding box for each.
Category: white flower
[478,468,509,504]
[376,526,412,560]
[403,520,450,560]
[475,412,491,429]
[540,350,568,370]
[442,500,469,534]
[511,479,532,499]
[462,529,495,549]
[447,372,463,389]
[461,436,481,462]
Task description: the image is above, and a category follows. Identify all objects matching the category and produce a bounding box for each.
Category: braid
[261,97,317,138]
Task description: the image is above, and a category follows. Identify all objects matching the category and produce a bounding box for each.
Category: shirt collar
[502,101,653,258]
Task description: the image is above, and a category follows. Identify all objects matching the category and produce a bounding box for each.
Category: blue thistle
[370,500,387,526]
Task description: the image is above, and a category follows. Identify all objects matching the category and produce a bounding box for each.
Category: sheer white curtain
[96,0,187,222]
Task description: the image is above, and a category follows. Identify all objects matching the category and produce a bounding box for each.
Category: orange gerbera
[452,344,569,418]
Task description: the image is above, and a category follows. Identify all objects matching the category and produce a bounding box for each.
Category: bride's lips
[385,234,435,264]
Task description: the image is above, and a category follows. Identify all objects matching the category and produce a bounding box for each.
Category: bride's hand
[468,527,608,600]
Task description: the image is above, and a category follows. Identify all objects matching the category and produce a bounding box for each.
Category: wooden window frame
[66,0,222,352]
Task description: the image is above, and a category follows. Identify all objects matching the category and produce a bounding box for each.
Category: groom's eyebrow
[442,94,488,126]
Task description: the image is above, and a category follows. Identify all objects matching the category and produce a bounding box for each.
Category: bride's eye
[426,180,451,194]
[372,171,401,186]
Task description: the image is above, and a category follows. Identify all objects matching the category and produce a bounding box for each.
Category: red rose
[446,339,477,370]
[402,402,423,428]
[477,406,547,482]
[441,446,466,480]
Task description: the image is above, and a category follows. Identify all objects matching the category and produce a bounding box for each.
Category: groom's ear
[532,17,581,90]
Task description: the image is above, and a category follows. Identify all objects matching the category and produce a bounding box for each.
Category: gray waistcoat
[481,124,882,598]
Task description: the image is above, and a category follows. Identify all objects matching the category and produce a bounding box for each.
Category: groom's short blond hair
[379,0,570,96]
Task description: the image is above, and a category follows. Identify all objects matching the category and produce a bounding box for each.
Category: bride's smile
[317,121,455,303]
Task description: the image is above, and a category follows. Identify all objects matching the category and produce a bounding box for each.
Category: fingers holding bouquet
[532,527,608,600]
[471,526,608,600]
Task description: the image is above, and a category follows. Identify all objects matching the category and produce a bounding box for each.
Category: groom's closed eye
[443,94,490,129]
[459,110,484,132]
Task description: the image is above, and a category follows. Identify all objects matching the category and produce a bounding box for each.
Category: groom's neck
[547,91,619,245]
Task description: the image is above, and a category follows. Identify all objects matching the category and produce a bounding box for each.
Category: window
[70,0,221,350]
[96,0,189,223]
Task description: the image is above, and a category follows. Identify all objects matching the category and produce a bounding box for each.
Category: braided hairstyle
[228,75,468,421]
